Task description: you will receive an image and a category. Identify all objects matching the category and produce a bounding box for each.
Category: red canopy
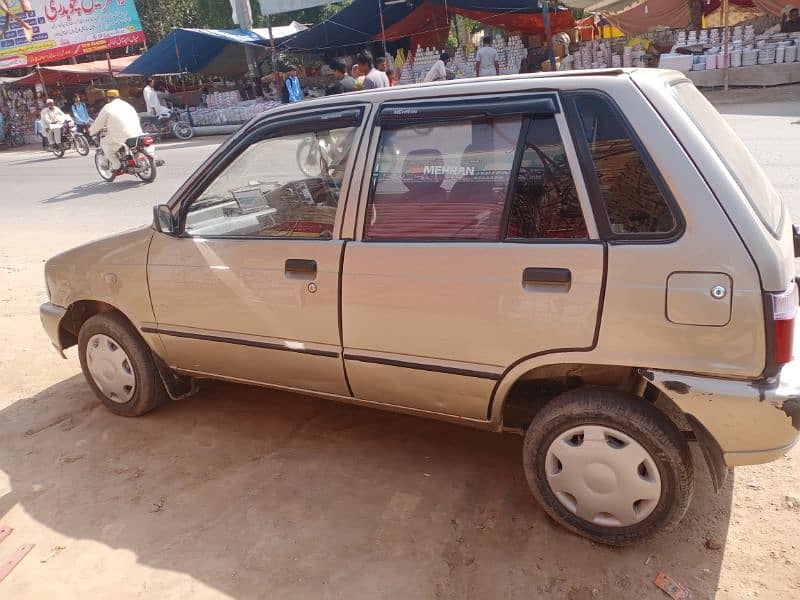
[376,2,575,49]
[12,56,140,87]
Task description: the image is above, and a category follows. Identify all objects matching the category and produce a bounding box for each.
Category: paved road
[0,101,799,599]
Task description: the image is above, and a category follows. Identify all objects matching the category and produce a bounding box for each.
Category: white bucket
[705,54,717,69]
[777,46,786,63]
[786,45,798,62]
[731,49,743,67]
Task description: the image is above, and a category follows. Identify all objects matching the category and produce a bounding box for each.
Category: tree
[134,0,200,45]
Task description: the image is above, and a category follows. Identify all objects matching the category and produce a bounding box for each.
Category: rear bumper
[645,366,800,466]
[40,302,67,357]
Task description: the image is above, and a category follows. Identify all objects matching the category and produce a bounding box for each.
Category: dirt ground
[1,93,799,599]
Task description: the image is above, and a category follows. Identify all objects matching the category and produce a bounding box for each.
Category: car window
[184,126,357,238]
[573,95,677,236]
[364,117,522,241]
[506,114,587,239]
[671,81,783,236]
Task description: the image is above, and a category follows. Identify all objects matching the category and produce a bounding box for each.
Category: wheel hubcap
[86,334,136,403]
[545,425,661,527]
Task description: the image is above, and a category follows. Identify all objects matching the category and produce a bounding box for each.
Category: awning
[253,21,308,41]
[11,56,141,87]
[122,28,269,76]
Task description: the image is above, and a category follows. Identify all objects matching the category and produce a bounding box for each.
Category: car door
[341,95,606,420]
[146,106,368,396]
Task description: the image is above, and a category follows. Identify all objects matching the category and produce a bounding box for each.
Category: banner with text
[0,0,145,70]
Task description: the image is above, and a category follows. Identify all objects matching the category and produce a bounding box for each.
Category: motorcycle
[0,120,25,148]
[140,106,194,140]
[48,119,89,158]
[94,133,165,183]
[73,123,95,157]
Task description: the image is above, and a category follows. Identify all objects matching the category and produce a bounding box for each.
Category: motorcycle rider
[89,89,143,174]
[71,93,92,137]
[143,77,169,117]
[41,98,67,149]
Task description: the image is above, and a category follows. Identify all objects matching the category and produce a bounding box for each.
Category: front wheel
[95,151,116,182]
[78,312,168,416]
[51,143,65,158]
[522,388,694,546]
[74,134,90,156]
[136,153,157,183]
[173,121,194,140]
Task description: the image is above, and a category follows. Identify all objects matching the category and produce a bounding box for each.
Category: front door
[341,97,605,420]
[147,107,367,396]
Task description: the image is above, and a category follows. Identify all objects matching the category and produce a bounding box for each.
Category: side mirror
[153,204,176,234]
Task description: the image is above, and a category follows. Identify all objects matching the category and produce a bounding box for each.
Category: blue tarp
[282,0,564,53]
[123,28,270,76]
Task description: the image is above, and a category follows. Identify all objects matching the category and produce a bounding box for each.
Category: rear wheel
[74,134,90,156]
[77,312,168,416]
[522,387,694,545]
[173,121,193,140]
[136,153,157,183]
[95,151,116,181]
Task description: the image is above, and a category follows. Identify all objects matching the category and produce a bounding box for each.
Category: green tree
[134,0,200,45]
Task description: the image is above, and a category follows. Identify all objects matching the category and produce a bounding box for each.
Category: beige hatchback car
[41,69,800,545]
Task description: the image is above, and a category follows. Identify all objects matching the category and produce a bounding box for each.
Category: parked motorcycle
[140,106,194,140]
[94,133,165,183]
[0,120,25,148]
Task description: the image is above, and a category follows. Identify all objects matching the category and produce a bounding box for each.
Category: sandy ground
[1,94,799,599]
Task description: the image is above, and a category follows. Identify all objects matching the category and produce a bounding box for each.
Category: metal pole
[266,13,281,91]
[542,0,555,70]
[377,0,388,56]
[722,0,730,91]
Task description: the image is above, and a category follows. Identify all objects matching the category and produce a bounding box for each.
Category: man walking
[475,36,500,77]
[89,89,143,174]
[358,51,390,89]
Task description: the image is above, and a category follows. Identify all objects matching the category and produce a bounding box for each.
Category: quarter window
[365,117,522,240]
[506,114,587,239]
[184,126,357,238]
[573,95,677,236]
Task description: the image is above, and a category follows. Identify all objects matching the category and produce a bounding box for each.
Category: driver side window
[184,125,357,238]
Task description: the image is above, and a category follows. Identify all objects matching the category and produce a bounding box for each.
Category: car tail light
[767,283,798,368]
[142,135,154,146]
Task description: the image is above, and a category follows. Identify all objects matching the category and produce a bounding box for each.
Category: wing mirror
[153,204,176,234]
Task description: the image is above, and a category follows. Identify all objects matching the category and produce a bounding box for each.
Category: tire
[522,387,694,546]
[136,153,157,183]
[74,134,90,156]
[77,311,168,417]
[296,138,321,177]
[95,151,116,181]
[173,121,194,140]
[11,132,24,147]
[51,144,65,158]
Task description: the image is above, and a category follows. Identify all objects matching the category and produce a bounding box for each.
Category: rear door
[341,95,606,420]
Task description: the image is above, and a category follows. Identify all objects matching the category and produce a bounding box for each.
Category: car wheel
[77,312,168,416]
[522,387,693,545]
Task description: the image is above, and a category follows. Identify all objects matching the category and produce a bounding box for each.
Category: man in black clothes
[325,61,356,95]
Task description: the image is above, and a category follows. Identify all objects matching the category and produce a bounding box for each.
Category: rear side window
[671,81,783,236]
[572,94,677,237]
[365,117,522,240]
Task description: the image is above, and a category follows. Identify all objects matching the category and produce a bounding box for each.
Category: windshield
[671,81,784,237]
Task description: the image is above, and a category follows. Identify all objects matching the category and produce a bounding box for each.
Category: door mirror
[153,204,176,234]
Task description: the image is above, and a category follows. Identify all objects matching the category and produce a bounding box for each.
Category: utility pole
[232,0,263,97]
[542,0,555,71]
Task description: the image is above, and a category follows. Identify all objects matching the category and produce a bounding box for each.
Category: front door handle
[285,259,317,280]
[523,267,571,291]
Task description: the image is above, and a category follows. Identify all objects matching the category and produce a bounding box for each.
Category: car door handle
[285,259,317,280]
[522,267,571,291]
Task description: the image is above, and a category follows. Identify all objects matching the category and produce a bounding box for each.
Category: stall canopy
[283,0,575,52]
[12,56,140,87]
[252,20,308,40]
[122,28,269,76]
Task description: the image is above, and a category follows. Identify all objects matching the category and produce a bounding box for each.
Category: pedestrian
[475,36,500,77]
[781,8,800,33]
[143,77,168,116]
[351,64,365,90]
[358,51,390,89]
[281,66,304,103]
[424,51,451,82]
[325,61,356,95]
[34,111,47,149]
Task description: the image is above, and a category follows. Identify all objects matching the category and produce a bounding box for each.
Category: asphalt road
[0,96,799,599]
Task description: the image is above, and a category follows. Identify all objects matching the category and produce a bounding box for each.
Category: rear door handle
[522,267,571,291]
[285,259,317,280]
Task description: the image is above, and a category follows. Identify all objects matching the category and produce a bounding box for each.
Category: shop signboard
[0,0,144,70]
